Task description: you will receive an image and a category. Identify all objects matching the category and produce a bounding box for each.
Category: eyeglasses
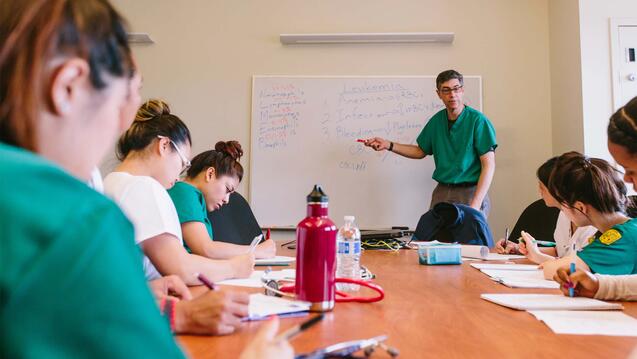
[439,85,463,95]
[157,135,191,174]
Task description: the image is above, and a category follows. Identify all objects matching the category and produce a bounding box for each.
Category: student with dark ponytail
[542,151,637,279]
[168,141,277,259]
[104,100,256,284]
[554,97,637,301]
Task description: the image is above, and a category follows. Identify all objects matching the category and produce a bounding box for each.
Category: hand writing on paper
[553,267,599,298]
[148,275,193,301]
[175,291,250,335]
[230,253,256,278]
[495,238,519,254]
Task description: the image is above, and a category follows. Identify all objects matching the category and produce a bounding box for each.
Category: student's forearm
[174,253,236,285]
[391,143,427,159]
[203,241,248,260]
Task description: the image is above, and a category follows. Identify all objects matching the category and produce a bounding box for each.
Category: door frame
[610,18,637,111]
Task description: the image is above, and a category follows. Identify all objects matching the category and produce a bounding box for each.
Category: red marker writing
[356,139,366,143]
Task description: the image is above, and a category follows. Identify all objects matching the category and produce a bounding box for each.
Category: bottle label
[337,241,361,255]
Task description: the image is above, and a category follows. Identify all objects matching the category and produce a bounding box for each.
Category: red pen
[197,273,217,291]
[356,139,366,143]
[266,228,271,240]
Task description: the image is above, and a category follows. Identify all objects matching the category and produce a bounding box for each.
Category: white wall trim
[610,18,637,111]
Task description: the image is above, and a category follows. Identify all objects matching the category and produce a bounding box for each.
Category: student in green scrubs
[168,141,276,259]
[362,70,497,216]
[541,152,637,278]
[553,96,637,300]
[0,1,291,358]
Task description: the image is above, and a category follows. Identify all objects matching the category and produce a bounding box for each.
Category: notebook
[246,294,310,320]
[217,269,295,288]
[479,269,560,289]
[529,310,637,336]
[481,294,624,311]
[255,256,296,266]
[470,263,539,271]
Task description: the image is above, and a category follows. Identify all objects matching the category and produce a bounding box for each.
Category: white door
[618,25,637,107]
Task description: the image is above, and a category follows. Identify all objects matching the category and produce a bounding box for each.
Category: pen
[568,262,576,297]
[274,314,324,343]
[248,234,264,253]
[356,139,366,143]
[197,273,217,291]
[266,228,271,240]
[502,227,509,249]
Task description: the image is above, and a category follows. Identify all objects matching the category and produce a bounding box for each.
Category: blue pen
[568,262,576,297]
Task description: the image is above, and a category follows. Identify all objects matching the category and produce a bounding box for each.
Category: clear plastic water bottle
[336,215,361,291]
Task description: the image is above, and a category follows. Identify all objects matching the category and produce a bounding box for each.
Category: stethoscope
[261,268,385,303]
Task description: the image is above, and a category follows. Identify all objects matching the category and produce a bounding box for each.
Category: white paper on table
[470,263,539,271]
[529,310,637,336]
[479,269,559,289]
[255,256,296,266]
[247,293,310,320]
[481,294,624,311]
[217,269,295,288]
[460,245,525,260]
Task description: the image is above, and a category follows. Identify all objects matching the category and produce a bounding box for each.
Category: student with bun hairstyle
[104,99,255,285]
[168,141,276,259]
[542,151,637,279]
[554,97,637,301]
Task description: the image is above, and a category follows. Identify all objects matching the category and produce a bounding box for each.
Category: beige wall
[549,0,585,156]
[110,0,553,233]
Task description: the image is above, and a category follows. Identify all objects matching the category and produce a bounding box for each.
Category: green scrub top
[577,218,637,275]
[0,143,184,359]
[168,181,214,247]
[416,105,497,184]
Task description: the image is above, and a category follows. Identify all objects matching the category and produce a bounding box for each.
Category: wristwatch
[388,142,394,152]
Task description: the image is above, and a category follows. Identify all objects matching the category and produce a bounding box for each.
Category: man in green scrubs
[364,70,497,216]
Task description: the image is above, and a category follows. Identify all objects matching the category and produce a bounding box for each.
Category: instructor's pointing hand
[362,137,390,151]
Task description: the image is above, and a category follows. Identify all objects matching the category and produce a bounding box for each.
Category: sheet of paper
[529,310,637,336]
[255,256,296,266]
[460,245,525,260]
[480,294,624,311]
[217,269,295,288]
[479,269,559,289]
[470,263,539,271]
[247,293,310,320]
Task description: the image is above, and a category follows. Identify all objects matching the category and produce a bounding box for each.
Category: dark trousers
[430,183,491,218]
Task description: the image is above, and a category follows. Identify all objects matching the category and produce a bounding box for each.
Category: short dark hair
[608,96,637,155]
[436,70,463,90]
[187,141,244,182]
[117,99,191,160]
[548,151,627,214]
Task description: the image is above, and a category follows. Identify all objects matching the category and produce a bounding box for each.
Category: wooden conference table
[178,247,637,358]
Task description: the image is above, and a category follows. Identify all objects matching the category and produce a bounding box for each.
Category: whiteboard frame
[248,75,483,227]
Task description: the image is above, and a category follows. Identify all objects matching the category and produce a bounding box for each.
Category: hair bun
[215,140,243,161]
[135,99,171,122]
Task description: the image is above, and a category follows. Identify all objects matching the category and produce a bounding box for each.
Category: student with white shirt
[104,99,254,284]
[496,157,597,263]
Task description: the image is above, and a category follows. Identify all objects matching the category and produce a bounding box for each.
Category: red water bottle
[295,185,338,312]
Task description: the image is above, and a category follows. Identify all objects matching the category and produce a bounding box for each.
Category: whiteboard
[250,76,482,229]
